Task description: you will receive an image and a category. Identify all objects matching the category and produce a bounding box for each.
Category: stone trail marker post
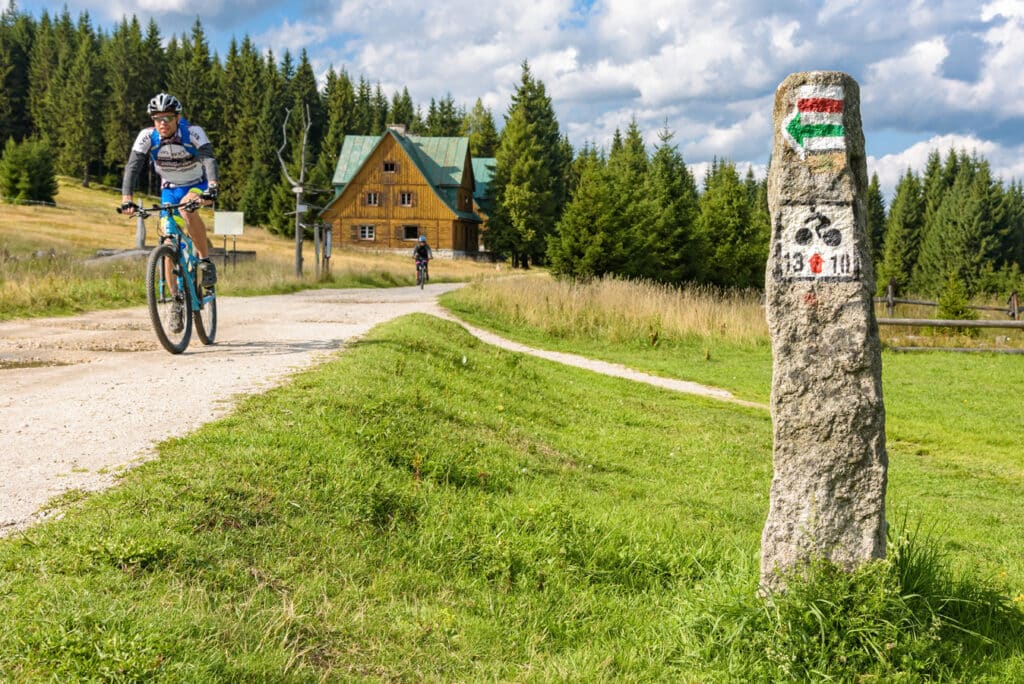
[760,71,888,590]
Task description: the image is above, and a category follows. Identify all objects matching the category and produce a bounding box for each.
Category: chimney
[387,123,407,136]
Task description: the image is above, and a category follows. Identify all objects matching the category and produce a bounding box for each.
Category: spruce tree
[166,19,215,130]
[487,102,551,266]
[0,138,57,203]
[0,21,12,143]
[696,160,762,288]
[877,168,923,294]
[242,51,284,226]
[58,15,104,185]
[914,157,999,297]
[219,36,266,210]
[487,61,567,267]
[27,11,62,144]
[640,125,703,282]
[865,172,886,268]
[311,67,355,194]
[371,82,389,134]
[606,117,650,276]
[999,180,1024,272]
[140,19,166,93]
[462,98,499,157]
[425,93,462,136]
[351,76,373,135]
[102,17,147,176]
[0,3,33,143]
[547,147,619,278]
[390,86,415,129]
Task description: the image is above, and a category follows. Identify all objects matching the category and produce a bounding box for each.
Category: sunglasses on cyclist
[152,114,177,124]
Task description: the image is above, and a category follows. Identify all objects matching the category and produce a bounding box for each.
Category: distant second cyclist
[120,92,220,287]
[412,235,433,281]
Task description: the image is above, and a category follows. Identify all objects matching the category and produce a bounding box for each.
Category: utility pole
[277,106,312,277]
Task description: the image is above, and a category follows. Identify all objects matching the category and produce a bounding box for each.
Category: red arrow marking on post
[810,253,824,274]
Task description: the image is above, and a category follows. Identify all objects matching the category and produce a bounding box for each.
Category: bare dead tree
[277,106,313,277]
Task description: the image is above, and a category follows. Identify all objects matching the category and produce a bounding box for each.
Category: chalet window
[400,191,414,207]
[402,225,419,240]
[357,224,375,240]
[383,161,396,173]
[366,192,379,206]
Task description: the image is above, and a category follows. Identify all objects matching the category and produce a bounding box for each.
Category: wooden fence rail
[877,318,1024,329]
[875,285,1021,321]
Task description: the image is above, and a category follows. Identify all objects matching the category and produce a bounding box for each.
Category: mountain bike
[117,195,217,354]
[416,258,428,289]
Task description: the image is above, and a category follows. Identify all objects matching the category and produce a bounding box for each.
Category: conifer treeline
[876,150,1024,298]
[3,5,1022,293]
[0,5,500,233]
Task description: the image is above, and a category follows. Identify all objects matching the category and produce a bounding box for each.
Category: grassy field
[3,191,1024,678]
[0,179,501,320]
[0,314,1022,680]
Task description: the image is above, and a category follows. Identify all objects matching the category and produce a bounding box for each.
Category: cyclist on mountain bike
[120,92,219,291]
[412,235,432,282]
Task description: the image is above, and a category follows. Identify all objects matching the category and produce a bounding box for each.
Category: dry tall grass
[456,273,770,344]
[1,178,500,318]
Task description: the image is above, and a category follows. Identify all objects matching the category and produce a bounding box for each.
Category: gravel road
[0,283,761,537]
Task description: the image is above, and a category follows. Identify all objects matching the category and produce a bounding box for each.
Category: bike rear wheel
[193,286,217,345]
[146,242,192,354]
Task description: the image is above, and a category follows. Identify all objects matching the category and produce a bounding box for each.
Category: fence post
[886,279,896,317]
[1010,290,1020,321]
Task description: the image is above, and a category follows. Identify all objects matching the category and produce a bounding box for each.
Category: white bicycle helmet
[147,93,182,115]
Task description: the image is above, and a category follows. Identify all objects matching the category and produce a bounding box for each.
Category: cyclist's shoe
[200,258,217,287]
[170,294,185,333]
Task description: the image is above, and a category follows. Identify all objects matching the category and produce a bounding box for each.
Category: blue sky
[16,0,1024,199]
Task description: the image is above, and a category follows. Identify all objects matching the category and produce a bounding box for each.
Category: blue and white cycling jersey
[122,118,218,193]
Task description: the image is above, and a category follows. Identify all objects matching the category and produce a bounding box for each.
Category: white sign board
[772,203,861,282]
[214,211,244,236]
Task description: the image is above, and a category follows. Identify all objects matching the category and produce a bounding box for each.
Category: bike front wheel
[146,243,192,354]
[417,267,425,289]
[193,286,217,345]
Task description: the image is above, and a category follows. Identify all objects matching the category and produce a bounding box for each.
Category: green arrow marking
[785,112,844,147]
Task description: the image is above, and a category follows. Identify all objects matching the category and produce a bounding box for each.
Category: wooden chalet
[321,125,485,257]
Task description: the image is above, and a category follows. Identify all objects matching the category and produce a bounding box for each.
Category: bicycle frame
[121,198,212,313]
[158,213,211,314]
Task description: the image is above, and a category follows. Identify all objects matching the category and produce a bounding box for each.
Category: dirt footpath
[0,284,760,537]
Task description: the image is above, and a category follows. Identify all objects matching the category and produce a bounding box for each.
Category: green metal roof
[330,135,381,188]
[471,158,496,202]
[401,135,471,188]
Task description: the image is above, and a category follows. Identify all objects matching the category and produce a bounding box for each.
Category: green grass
[1,315,1022,680]
[443,285,1024,583]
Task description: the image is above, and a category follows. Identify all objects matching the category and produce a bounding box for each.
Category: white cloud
[981,0,1024,20]
[255,20,330,57]
[867,133,1024,200]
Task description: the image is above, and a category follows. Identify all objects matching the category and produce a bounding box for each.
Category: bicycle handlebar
[116,192,216,218]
